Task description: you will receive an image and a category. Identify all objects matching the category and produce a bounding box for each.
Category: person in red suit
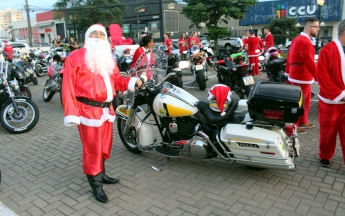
[263,27,274,50]
[317,19,345,168]
[247,30,264,76]
[187,32,201,57]
[163,32,173,55]
[288,18,319,135]
[130,36,155,80]
[178,33,188,60]
[62,24,142,203]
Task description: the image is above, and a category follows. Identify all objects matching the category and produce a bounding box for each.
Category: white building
[0,7,24,38]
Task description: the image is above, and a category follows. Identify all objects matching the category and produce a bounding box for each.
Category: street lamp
[315,0,325,51]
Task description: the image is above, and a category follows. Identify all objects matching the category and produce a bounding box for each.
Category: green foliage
[207,27,229,41]
[182,0,257,50]
[53,0,127,30]
[268,17,300,44]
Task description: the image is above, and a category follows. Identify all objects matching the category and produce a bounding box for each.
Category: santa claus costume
[264,32,274,51]
[62,24,139,203]
[247,33,264,76]
[317,37,345,166]
[287,32,316,129]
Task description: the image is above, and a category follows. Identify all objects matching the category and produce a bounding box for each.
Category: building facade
[0,7,24,39]
[239,0,345,41]
[11,19,39,43]
[35,11,66,44]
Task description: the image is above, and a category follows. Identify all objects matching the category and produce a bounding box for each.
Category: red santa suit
[109,24,133,47]
[130,46,156,80]
[247,36,264,76]
[62,27,138,176]
[163,37,173,55]
[288,32,316,125]
[317,37,345,163]
[264,32,274,50]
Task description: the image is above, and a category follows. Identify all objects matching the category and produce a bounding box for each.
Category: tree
[182,0,257,51]
[268,17,300,45]
[53,0,127,32]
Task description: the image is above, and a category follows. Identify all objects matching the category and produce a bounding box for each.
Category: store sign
[168,3,174,9]
[151,22,157,30]
[288,5,317,16]
[136,5,146,13]
[45,28,52,33]
[122,25,129,33]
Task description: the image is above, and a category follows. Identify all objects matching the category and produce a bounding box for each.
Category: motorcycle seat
[196,97,238,124]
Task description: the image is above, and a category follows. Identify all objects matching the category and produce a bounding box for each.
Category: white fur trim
[64,115,80,126]
[288,77,314,84]
[334,37,345,85]
[80,108,116,127]
[102,74,113,102]
[221,112,226,116]
[128,78,139,92]
[85,24,107,40]
[318,91,345,104]
[300,32,313,44]
[284,72,289,76]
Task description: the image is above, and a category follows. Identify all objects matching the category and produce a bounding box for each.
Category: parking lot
[0,67,345,216]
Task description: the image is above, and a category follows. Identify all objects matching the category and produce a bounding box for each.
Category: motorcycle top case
[247,81,304,124]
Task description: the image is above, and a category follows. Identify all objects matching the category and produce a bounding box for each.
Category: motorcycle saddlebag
[266,58,286,74]
[247,81,304,124]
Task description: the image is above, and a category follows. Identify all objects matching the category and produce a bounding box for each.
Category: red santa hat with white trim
[85,24,107,41]
[207,84,232,116]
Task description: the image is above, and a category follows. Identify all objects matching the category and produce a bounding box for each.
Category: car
[9,42,31,53]
[285,37,322,49]
[209,36,237,49]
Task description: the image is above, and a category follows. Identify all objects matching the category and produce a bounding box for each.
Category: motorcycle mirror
[258,56,265,61]
[178,61,189,69]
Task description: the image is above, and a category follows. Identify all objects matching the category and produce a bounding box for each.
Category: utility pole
[136,0,140,43]
[25,0,33,47]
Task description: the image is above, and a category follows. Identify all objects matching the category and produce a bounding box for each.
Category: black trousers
[86,158,106,189]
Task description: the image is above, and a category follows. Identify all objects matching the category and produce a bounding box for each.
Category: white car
[9,42,31,52]
[285,37,322,49]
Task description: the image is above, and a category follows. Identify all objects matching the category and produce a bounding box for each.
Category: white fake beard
[84,38,115,76]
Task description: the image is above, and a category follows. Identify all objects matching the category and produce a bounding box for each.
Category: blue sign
[239,0,344,26]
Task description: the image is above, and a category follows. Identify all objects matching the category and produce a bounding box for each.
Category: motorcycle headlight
[9,80,19,90]
[125,59,132,64]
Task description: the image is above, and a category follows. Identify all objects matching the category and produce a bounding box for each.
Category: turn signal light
[263,110,284,120]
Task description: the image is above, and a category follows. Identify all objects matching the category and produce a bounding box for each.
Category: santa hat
[85,24,107,41]
[207,84,232,116]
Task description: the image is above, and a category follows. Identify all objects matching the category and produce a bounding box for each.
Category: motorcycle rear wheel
[31,75,38,85]
[43,80,55,102]
[35,64,44,77]
[117,118,143,154]
[196,70,206,90]
[0,98,39,134]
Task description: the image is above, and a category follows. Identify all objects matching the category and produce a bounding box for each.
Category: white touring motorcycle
[116,69,304,172]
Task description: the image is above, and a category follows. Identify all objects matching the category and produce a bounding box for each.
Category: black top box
[247,81,304,124]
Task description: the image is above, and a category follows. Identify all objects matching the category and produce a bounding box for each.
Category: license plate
[195,65,203,70]
[116,105,130,117]
[243,76,254,86]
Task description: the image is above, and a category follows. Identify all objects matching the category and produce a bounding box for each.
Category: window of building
[164,10,178,33]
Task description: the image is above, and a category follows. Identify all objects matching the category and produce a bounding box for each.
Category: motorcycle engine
[160,116,199,137]
[185,135,210,159]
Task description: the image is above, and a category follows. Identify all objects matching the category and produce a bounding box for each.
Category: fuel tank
[153,83,199,117]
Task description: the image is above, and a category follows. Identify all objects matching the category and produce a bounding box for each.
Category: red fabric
[163,38,172,55]
[247,36,264,56]
[287,34,316,84]
[317,41,345,102]
[264,33,274,50]
[242,38,248,50]
[188,36,201,49]
[291,82,311,125]
[318,101,345,163]
[109,24,133,47]
[249,56,260,76]
[78,121,113,175]
[130,47,155,70]
[209,85,231,115]
[178,38,188,53]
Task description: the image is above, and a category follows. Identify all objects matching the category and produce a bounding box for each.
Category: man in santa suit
[62,24,142,203]
[263,27,274,51]
[288,18,319,135]
[241,30,250,60]
[317,19,345,168]
[247,30,264,76]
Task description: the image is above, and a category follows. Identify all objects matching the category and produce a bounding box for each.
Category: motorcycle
[200,42,215,67]
[0,51,39,134]
[11,52,38,86]
[116,69,303,172]
[190,45,208,90]
[117,48,133,72]
[217,56,254,99]
[42,48,66,102]
[29,49,49,77]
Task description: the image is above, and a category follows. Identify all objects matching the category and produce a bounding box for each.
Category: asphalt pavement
[0,67,345,216]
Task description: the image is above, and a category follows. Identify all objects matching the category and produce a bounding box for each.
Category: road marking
[183,75,217,85]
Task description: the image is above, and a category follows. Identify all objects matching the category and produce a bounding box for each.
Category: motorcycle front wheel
[117,117,143,154]
[14,86,32,99]
[43,80,55,102]
[31,74,38,85]
[0,98,39,134]
[196,70,206,90]
[35,64,44,77]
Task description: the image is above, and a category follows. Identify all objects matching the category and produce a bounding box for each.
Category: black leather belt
[76,97,111,108]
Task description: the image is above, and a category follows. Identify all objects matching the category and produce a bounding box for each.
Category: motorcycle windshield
[129,68,166,83]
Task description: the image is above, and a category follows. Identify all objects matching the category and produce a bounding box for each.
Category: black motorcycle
[265,57,286,83]
[218,57,253,99]
[11,54,38,86]
[30,49,49,77]
[0,51,39,134]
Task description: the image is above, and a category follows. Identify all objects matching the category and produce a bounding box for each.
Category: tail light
[285,123,296,136]
[217,60,225,64]
[263,110,284,120]
[244,74,249,76]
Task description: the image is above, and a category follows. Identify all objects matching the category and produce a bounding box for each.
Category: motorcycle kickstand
[152,157,170,172]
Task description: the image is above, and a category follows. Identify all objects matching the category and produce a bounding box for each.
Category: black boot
[87,173,109,203]
[102,158,119,184]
